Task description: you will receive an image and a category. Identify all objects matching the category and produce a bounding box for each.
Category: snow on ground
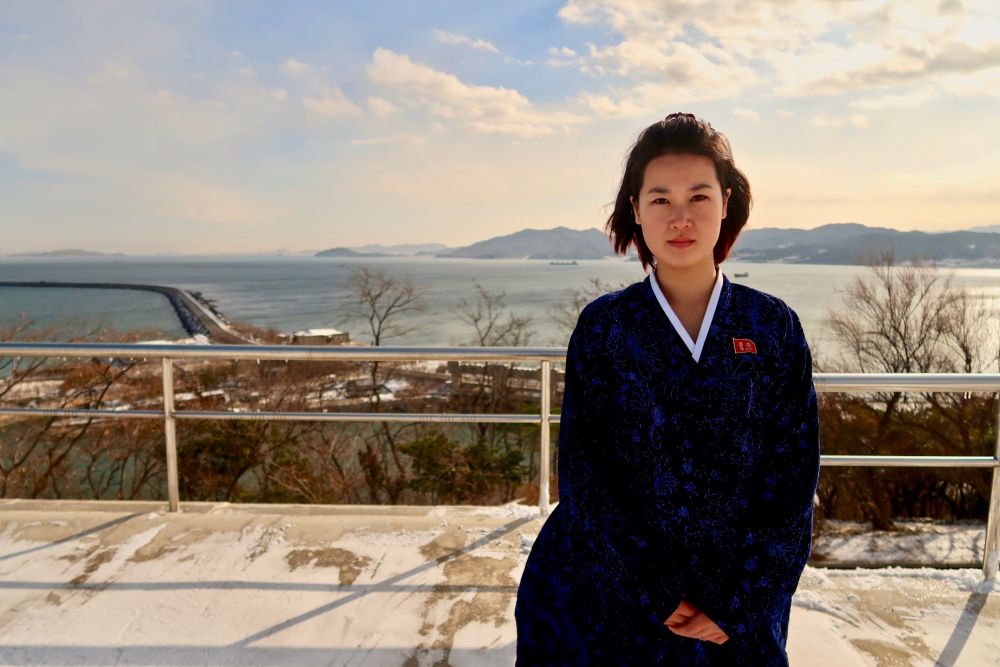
[815,518,987,566]
[0,499,996,666]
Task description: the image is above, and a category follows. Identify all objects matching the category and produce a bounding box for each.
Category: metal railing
[0,341,998,582]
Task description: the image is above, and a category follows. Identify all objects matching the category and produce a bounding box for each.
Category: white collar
[648,265,724,363]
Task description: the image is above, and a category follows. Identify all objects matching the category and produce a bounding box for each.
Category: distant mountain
[240,249,319,256]
[8,249,126,257]
[315,242,451,257]
[964,224,1000,234]
[732,223,898,250]
[315,247,394,258]
[731,223,1000,266]
[352,242,450,255]
[436,226,615,259]
[199,249,321,256]
[17,223,998,265]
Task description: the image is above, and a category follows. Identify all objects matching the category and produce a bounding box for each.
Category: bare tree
[938,287,1000,375]
[826,246,955,374]
[549,276,632,343]
[820,245,1000,529]
[447,282,538,490]
[452,281,535,348]
[334,265,427,503]
[450,281,537,415]
[451,279,533,389]
[0,319,158,499]
[337,265,425,346]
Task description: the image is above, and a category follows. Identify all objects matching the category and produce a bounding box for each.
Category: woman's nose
[669,207,693,227]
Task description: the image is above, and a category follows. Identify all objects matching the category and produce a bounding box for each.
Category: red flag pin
[732,338,757,354]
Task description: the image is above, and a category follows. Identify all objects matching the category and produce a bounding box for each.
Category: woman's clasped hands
[664,596,730,645]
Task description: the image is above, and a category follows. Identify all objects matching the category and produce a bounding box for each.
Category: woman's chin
[655,255,714,271]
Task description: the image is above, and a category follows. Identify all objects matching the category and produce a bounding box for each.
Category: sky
[1,0,1000,254]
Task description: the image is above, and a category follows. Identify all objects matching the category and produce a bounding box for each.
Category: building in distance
[278,328,351,345]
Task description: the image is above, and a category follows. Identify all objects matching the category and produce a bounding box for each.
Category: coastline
[0,281,249,344]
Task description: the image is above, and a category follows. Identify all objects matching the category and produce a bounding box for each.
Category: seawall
[0,281,247,343]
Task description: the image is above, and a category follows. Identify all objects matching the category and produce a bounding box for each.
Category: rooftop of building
[1,499,997,666]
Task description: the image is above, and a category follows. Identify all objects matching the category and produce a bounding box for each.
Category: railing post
[983,391,1000,582]
[161,357,180,512]
[539,359,551,516]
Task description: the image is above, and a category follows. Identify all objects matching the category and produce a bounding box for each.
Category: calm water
[2,256,1000,362]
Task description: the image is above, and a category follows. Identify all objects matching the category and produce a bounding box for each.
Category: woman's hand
[664,599,730,644]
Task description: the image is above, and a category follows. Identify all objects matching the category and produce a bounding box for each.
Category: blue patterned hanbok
[515,270,821,666]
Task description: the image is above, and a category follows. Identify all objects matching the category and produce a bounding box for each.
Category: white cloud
[850,87,936,109]
[302,87,362,117]
[149,175,274,225]
[578,74,748,119]
[4,0,999,253]
[280,57,315,78]
[433,29,499,53]
[576,90,649,118]
[811,113,870,129]
[932,64,1000,98]
[279,57,362,118]
[548,46,577,57]
[367,48,523,115]
[733,107,760,123]
[939,0,965,16]
[0,56,291,227]
[432,28,534,65]
[366,96,399,117]
[366,48,589,137]
[349,132,428,146]
[546,54,584,68]
[87,60,133,83]
[797,41,1000,96]
[557,0,1000,110]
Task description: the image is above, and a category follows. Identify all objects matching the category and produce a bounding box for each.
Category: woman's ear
[630,196,641,225]
[722,187,731,220]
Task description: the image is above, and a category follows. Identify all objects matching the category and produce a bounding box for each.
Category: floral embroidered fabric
[515,272,821,666]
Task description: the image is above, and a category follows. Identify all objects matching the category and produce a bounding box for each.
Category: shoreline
[0,281,249,344]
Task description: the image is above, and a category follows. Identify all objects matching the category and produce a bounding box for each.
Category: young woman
[515,112,821,666]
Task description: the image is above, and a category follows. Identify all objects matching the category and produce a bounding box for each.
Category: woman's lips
[668,239,695,248]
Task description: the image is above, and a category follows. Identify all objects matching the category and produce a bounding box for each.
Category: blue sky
[2,0,1000,254]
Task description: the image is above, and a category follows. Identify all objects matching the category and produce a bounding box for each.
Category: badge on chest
[732,337,757,354]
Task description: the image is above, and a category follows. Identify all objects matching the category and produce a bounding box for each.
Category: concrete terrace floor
[0,499,998,667]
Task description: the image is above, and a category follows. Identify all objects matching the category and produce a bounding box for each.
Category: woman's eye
[652,198,668,205]
[692,194,708,201]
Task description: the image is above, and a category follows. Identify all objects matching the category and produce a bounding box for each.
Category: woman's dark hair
[606,112,752,272]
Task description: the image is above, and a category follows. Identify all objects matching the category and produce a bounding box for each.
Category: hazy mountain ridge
[435,222,1000,266]
[9,249,127,257]
[314,242,451,257]
[315,247,394,258]
[8,223,1000,266]
[732,223,900,249]
[965,223,1000,234]
[730,224,1000,265]
[353,242,450,255]
[434,226,614,259]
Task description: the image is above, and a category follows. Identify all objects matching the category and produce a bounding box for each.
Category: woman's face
[631,153,731,274]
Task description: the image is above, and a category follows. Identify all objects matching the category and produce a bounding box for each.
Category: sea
[2,256,1000,365]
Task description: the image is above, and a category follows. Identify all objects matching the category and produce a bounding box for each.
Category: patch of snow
[429,500,543,520]
[814,519,985,566]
